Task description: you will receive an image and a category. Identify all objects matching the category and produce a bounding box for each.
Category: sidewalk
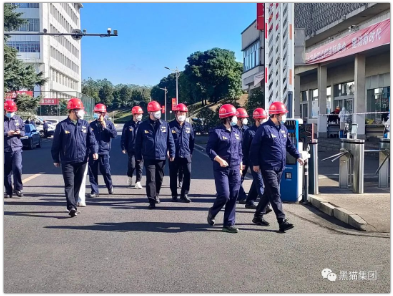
[310,151,390,233]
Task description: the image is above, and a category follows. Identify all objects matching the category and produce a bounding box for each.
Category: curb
[308,194,377,232]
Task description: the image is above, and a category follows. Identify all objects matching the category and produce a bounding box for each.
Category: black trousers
[4,151,23,195]
[61,162,87,211]
[144,159,165,203]
[169,156,191,197]
[127,153,143,182]
[254,169,285,222]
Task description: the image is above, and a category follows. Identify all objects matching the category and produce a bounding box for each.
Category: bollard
[341,138,365,194]
[377,138,390,188]
[308,140,319,195]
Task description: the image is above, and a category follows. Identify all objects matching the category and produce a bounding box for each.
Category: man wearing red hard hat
[249,101,304,232]
[121,105,144,189]
[4,100,25,198]
[88,103,117,198]
[51,98,98,217]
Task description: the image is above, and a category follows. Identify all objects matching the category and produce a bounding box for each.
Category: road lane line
[22,173,43,183]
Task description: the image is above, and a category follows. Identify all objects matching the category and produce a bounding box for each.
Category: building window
[366,87,390,124]
[311,89,318,118]
[243,41,260,72]
[7,41,40,52]
[300,91,308,119]
[11,3,39,8]
[334,81,355,97]
[16,18,40,32]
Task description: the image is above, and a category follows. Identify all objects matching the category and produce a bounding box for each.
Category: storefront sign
[5,91,33,99]
[306,19,390,64]
[256,3,264,30]
[40,98,59,105]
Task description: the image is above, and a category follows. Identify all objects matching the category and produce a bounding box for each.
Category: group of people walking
[5,97,303,233]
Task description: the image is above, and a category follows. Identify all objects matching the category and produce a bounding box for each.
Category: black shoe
[148,203,155,209]
[266,206,273,214]
[89,193,99,198]
[172,195,178,202]
[238,199,246,204]
[14,190,23,197]
[5,194,11,199]
[178,182,182,188]
[207,209,215,226]
[222,226,239,233]
[245,202,257,209]
[180,195,191,203]
[279,219,294,232]
[108,187,114,195]
[69,208,77,217]
[252,216,270,226]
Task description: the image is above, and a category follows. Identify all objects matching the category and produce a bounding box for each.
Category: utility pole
[4,28,118,40]
[164,66,180,105]
[159,87,168,121]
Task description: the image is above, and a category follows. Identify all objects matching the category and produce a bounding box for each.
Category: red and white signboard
[162,105,165,113]
[5,91,33,99]
[172,98,177,110]
[306,19,390,64]
[256,3,264,30]
[40,98,60,105]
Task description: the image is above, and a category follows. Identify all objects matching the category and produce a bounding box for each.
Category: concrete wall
[242,21,259,50]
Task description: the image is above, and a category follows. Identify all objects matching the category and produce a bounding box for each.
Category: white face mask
[230,116,238,126]
[281,114,287,123]
[242,118,248,125]
[177,115,186,122]
[93,113,100,119]
[6,112,14,118]
[153,111,161,120]
[76,110,85,119]
[136,115,143,121]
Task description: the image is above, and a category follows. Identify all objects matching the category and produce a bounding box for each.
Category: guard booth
[281,119,315,202]
[281,119,304,202]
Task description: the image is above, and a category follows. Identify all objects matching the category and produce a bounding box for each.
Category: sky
[80,3,256,87]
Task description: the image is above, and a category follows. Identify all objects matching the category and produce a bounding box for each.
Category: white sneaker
[135,181,143,189]
[77,202,87,207]
[127,177,133,187]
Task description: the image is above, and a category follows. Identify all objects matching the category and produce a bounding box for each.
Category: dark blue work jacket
[135,119,175,161]
[121,120,142,154]
[51,117,98,164]
[242,125,257,167]
[206,125,243,170]
[89,119,117,155]
[4,115,25,153]
[169,120,195,158]
[249,119,300,171]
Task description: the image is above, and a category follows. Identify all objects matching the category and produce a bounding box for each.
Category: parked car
[34,117,56,137]
[21,124,41,150]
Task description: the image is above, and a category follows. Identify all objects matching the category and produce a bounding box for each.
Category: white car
[34,117,56,137]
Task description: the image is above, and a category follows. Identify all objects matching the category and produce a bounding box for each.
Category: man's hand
[54,163,60,168]
[122,150,127,154]
[219,159,229,167]
[297,158,305,166]
[93,153,99,160]
[7,130,15,137]
[170,157,175,162]
[241,164,245,170]
[253,165,260,173]
[101,120,106,128]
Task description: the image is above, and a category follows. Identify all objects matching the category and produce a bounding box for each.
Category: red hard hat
[236,108,249,118]
[219,104,237,119]
[176,103,188,112]
[269,101,288,115]
[67,98,84,110]
[94,103,107,113]
[4,100,17,112]
[132,106,144,114]
[147,101,161,112]
[253,108,267,119]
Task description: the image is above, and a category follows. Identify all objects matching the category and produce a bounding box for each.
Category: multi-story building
[7,3,83,100]
[241,3,390,139]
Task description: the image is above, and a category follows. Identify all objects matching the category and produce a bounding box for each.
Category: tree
[245,87,264,124]
[184,48,243,105]
[98,84,114,106]
[82,78,100,102]
[119,85,132,106]
[15,94,41,115]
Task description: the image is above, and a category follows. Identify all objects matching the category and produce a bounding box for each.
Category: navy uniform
[4,102,25,198]
[206,104,242,233]
[169,117,195,202]
[121,108,144,187]
[51,98,98,216]
[236,123,249,202]
[88,117,117,196]
[249,102,301,231]
[135,101,175,209]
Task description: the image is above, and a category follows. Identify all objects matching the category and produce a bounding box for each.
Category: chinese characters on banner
[305,19,390,64]
[5,91,33,99]
[256,3,264,30]
[172,98,177,110]
[40,98,60,105]
[162,105,165,114]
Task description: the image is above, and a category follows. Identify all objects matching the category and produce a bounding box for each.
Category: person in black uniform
[4,100,25,198]
[121,105,144,189]
[88,103,117,198]
[206,104,243,233]
[169,103,195,203]
[250,101,304,232]
[51,98,98,217]
[135,100,176,209]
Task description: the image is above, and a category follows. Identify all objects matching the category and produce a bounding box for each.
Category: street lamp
[159,87,168,121]
[165,66,180,105]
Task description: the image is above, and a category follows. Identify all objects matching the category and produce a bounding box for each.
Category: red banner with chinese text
[40,98,60,105]
[305,19,390,64]
[5,91,33,99]
[257,3,264,30]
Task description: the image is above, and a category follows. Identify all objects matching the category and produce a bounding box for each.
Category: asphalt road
[4,126,390,293]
